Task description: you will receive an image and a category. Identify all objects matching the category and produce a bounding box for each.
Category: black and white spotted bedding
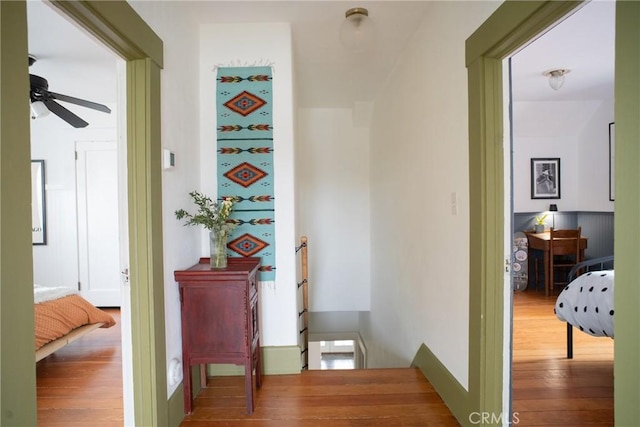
[554,270,615,338]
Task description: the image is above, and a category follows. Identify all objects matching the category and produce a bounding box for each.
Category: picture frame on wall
[531,157,560,199]
[31,159,47,245]
[609,122,615,201]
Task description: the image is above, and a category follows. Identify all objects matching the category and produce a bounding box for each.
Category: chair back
[549,227,582,292]
[549,227,581,259]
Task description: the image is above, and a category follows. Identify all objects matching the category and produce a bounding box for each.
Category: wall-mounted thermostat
[163,149,175,169]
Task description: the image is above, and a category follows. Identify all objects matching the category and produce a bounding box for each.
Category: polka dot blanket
[554,270,614,338]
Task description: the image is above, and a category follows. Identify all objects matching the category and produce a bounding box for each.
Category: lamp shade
[339,7,375,52]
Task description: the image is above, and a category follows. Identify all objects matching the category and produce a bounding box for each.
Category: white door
[76,140,121,307]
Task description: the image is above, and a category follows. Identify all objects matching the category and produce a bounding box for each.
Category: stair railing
[296,236,309,369]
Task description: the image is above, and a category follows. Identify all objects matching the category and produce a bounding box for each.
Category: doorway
[27,0,128,422]
[464,0,635,421]
[2,1,166,424]
[506,1,615,422]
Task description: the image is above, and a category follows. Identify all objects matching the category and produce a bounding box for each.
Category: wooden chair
[549,227,582,295]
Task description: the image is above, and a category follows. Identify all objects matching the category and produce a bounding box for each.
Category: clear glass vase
[209,229,228,268]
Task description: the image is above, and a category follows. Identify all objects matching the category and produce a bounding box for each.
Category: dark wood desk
[174,257,262,415]
[525,231,588,296]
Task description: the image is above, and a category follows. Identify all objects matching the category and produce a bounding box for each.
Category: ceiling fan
[28,55,111,128]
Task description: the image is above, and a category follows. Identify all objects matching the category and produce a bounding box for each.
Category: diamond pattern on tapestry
[223,162,268,188]
[228,233,269,257]
[217,66,275,281]
[223,90,267,117]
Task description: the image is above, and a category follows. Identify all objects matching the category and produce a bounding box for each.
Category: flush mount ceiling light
[339,7,375,52]
[543,68,571,91]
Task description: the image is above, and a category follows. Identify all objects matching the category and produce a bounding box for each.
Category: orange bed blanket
[34,294,116,350]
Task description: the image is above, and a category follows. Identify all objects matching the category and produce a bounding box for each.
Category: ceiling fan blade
[48,91,111,114]
[44,99,89,128]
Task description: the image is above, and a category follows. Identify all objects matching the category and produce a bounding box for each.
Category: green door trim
[465,0,583,421]
[468,1,640,423]
[49,2,168,424]
[612,3,640,423]
[1,1,38,423]
[0,0,167,425]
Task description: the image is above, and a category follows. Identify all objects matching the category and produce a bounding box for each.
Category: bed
[553,255,614,359]
[34,284,116,362]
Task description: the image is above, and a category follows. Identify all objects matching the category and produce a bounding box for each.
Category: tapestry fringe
[212,59,275,74]
[259,280,276,292]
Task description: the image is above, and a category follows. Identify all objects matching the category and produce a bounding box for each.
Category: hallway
[180,367,458,426]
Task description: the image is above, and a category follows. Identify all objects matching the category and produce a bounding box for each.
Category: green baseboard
[167,383,185,427]
[206,345,302,376]
[261,345,302,374]
[411,343,471,426]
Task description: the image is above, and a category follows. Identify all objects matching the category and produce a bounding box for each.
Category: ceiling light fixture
[339,7,375,52]
[30,100,50,119]
[543,68,571,91]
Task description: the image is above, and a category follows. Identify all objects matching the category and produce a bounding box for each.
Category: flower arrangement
[534,213,547,233]
[534,214,548,225]
[175,191,238,268]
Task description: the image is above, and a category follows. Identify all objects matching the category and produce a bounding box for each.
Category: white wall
[128,0,202,396]
[577,99,614,210]
[199,23,298,347]
[297,108,371,312]
[31,105,118,287]
[362,1,501,388]
[513,99,614,213]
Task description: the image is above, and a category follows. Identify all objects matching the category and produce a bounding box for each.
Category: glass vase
[209,229,228,269]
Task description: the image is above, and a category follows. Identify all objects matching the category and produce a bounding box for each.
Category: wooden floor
[37,308,123,426]
[512,288,614,426]
[34,291,614,426]
[181,368,458,426]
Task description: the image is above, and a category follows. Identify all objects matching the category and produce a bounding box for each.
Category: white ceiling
[511,1,615,102]
[27,1,119,108]
[26,1,614,113]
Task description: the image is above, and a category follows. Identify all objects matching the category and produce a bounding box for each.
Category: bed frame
[564,255,614,359]
[35,322,105,362]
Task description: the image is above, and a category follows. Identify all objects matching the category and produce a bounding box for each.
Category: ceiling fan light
[30,100,50,119]
[339,7,375,53]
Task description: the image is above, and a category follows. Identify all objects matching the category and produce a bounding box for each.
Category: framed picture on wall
[31,160,47,245]
[609,122,615,201]
[531,158,561,199]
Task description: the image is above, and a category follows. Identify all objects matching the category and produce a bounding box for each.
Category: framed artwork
[31,160,47,245]
[531,157,560,199]
[609,122,615,201]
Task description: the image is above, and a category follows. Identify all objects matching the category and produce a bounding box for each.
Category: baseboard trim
[206,345,302,376]
[411,343,471,426]
[167,383,185,426]
[261,345,302,374]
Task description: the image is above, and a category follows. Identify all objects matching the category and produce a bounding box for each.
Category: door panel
[76,141,121,307]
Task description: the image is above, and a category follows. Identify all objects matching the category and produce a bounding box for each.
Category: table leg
[544,250,550,296]
[244,359,254,414]
[199,364,207,388]
[183,360,192,414]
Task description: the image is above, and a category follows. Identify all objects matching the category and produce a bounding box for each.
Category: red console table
[174,257,262,414]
